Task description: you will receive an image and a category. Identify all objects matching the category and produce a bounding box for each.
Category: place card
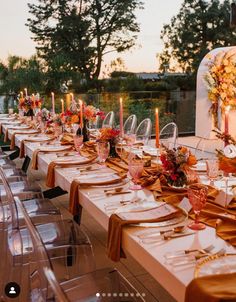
[178,197,192,213]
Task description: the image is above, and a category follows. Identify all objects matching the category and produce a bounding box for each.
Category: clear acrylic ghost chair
[16,197,145,302]
[159,122,178,149]
[124,114,137,134]
[193,136,219,160]
[102,111,115,128]
[0,171,95,282]
[0,167,61,225]
[135,118,152,145]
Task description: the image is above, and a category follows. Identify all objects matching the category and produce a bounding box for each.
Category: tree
[27,0,143,84]
[0,55,44,95]
[158,0,236,73]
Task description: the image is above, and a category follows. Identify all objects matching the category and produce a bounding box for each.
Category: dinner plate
[39,145,72,152]
[195,254,236,278]
[10,126,31,130]
[90,177,129,188]
[76,173,121,184]
[131,207,188,228]
[193,161,206,172]
[114,200,160,214]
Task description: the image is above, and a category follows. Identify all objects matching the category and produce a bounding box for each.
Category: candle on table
[51,92,55,114]
[155,108,160,148]
[24,88,28,97]
[20,91,23,98]
[224,105,230,146]
[79,99,83,127]
[119,97,124,137]
[32,94,35,108]
[61,99,64,114]
[66,93,71,110]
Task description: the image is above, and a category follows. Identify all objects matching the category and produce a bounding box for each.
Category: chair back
[160,122,178,148]
[135,118,152,145]
[102,111,115,128]
[14,196,69,302]
[124,114,137,134]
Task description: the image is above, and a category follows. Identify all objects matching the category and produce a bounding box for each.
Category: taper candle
[24,88,28,97]
[20,91,23,98]
[79,99,83,127]
[119,97,124,137]
[155,108,160,148]
[66,93,71,110]
[61,99,64,114]
[224,105,230,146]
[51,92,55,114]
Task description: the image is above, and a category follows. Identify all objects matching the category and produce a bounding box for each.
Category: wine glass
[73,134,84,155]
[206,158,219,186]
[187,184,208,230]
[128,156,144,190]
[97,141,110,166]
[124,132,136,147]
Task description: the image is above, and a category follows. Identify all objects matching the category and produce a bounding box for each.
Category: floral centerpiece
[203,49,236,128]
[160,146,197,187]
[214,130,236,173]
[18,95,43,117]
[98,127,120,157]
[61,104,105,142]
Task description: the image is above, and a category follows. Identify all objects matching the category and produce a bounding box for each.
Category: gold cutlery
[163,232,195,241]
[106,191,131,196]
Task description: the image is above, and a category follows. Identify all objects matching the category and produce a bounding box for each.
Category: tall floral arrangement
[203,49,236,128]
[60,104,104,126]
[18,95,43,116]
[160,146,197,187]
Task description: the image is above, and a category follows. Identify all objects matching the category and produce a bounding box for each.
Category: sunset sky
[0,0,183,73]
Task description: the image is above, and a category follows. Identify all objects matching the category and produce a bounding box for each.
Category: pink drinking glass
[73,135,84,154]
[124,133,136,147]
[97,141,110,166]
[128,158,144,191]
[187,184,208,230]
[206,159,219,186]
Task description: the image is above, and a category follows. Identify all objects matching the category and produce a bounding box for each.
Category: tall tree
[27,0,143,84]
[0,55,44,95]
[158,0,236,73]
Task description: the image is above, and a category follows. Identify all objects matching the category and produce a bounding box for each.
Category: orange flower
[71,115,79,123]
[179,146,188,154]
[187,154,197,166]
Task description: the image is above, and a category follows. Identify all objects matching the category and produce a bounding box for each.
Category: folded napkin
[46,156,97,188]
[10,130,40,150]
[80,141,97,158]
[106,158,128,177]
[107,203,182,262]
[60,133,74,145]
[31,145,72,170]
[185,272,236,302]
[69,176,123,216]
[20,136,55,158]
[191,198,236,247]
[4,126,31,142]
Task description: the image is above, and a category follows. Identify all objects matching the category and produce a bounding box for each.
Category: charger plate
[131,206,188,228]
[195,254,236,278]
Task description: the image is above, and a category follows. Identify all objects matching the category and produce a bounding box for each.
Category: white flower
[223,144,236,158]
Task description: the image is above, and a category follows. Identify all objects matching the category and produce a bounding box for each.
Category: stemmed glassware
[187,184,208,230]
[73,134,84,155]
[206,158,219,186]
[97,141,110,167]
[128,155,144,201]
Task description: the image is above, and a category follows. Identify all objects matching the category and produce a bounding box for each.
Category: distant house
[135,72,187,81]
[135,72,161,80]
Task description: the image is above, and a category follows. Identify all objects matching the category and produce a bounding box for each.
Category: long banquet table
[3,123,236,302]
